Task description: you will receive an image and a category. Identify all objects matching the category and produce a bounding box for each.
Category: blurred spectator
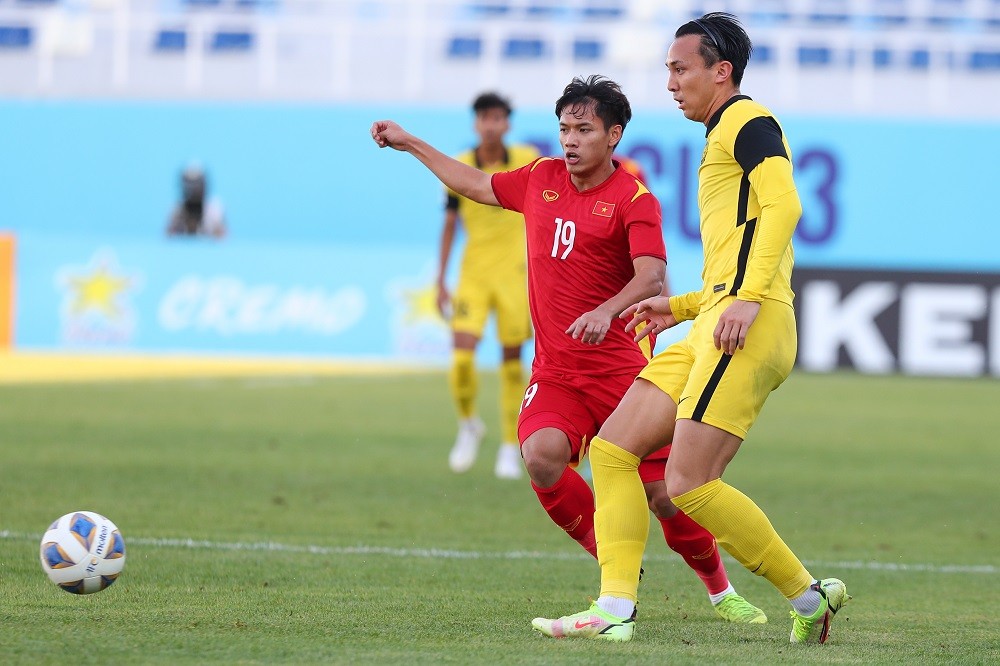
[166,164,227,239]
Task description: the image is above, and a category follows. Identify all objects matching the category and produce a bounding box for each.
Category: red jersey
[491,157,666,375]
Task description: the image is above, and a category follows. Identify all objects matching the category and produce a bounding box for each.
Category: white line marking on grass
[4,530,994,575]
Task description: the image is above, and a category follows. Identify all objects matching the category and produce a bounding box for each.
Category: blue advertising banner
[14,233,479,362]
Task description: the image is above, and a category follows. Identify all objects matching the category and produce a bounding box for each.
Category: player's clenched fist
[371,120,411,150]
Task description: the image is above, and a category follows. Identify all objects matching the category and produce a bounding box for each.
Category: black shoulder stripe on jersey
[692,352,733,422]
[445,194,460,211]
[705,95,751,136]
[733,116,787,174]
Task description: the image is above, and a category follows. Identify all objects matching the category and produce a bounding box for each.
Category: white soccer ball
[39,511,126,594]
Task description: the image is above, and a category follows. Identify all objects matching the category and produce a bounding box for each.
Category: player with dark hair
[472,91,511,116]
[532,13,850,644]
[373,74,764,628]
[438,91,539,480]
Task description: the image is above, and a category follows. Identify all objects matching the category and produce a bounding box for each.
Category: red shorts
[517,369,671,477]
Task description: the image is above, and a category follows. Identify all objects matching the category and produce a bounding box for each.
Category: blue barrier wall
[4,100,998,269]
[4,101,998,365]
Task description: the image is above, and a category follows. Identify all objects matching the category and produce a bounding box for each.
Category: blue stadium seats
[0,25,31,48]
[573,39,602,60]
[581,5,624,20]
[753,44,775,64]
[909,49,931,68]
[807,12,851,25]
[210,30,254,51]
[463,2,623,22]
[750,10,792,25]
[154,29,187,52]
[926,0,967,27]
[503,37,545,58]
[873,47,894,67]
[865,0,910,27]
[467,3,511,18]
[524,4,566,20]
[798,45,834,66]
[970,50,1000,69]
[448,35,482,58]
[235,0,279,9]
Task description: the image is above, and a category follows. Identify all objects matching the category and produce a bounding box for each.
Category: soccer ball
[39,511,126,594]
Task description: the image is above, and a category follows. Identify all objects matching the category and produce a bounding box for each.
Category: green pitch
[1,371,998,664]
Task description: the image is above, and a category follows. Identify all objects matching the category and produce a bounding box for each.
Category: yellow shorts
[451,270,531,346]
[638,297,796,439]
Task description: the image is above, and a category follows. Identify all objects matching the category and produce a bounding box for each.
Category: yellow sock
[498,359,524,443]
[672,479,813,599]
[590,436,648,602]
[448,349,477,420]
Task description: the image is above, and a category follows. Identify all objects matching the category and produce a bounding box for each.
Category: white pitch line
[4,531,995,575]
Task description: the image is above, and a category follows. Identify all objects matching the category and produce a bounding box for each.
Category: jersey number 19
[551,218,576,260]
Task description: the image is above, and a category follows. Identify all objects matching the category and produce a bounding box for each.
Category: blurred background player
[438,92,540,480]
[166,163,227,240]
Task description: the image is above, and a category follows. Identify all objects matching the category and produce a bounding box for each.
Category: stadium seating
[502,36,545,58]
[0,0,996,115]
[970,49,1000,69]
[210,30,254,51]
[573,38,602,60]
[154,29,187,52]
[0,25,32,48]
[447,35,482,58]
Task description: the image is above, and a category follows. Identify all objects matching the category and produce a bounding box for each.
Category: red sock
[659,509,730,595]
[532,467,597,558]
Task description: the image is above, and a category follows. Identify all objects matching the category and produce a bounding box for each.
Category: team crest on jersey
[592,201,615,217]
[542,189,559,202]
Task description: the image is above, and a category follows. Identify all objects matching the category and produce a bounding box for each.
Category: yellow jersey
[446,144,541,275]
[670,96,802,321]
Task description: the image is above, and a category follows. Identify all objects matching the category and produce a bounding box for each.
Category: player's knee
[664,472,699,500]
[645,481,678,518]
[521,439,568,487]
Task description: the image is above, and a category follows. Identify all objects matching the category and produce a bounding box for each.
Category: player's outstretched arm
[371,120,499,206]
[622,296,678,343]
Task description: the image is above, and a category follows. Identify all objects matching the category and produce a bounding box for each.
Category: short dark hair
[472,92,512,116]
[676,12,753,86]
[554,75,632,140]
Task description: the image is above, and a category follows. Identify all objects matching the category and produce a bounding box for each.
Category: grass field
[1,369,998,664]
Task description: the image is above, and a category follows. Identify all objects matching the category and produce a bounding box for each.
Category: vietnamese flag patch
[593,201,615,217]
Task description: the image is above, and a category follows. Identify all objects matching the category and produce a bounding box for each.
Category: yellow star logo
[66,263,132,316]
[401,283,443,324]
